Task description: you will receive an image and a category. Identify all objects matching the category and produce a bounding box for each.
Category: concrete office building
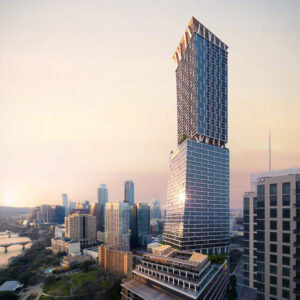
[105,202,130,251]
[243,168,300,300]
[55,225,65,238]
[124,180,134,205]
[121,245,228,299]
[163,17,229,254]
[51,237,81,256]
[98,245,133,277]
[65,213,97,243]
[98,184,108,232]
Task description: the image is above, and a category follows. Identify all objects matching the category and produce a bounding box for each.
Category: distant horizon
[1,0,299,210]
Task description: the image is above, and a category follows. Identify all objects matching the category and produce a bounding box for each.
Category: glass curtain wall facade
[163,17,229,254]
[98,184,108,232]
[130,203,151,249]
[124,180,134,205]
[62,194,69,216]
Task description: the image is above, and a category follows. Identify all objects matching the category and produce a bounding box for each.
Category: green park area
[42,269,121,300]
[0,239,60,287]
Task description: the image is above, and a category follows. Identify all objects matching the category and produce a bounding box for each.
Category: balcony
[294,277,300,283]
[294,217,300,221]
[294,242,300,247]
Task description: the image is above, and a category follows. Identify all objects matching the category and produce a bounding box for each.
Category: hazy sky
[0,0,299,208]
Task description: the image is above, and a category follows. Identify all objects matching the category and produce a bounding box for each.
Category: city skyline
[1,0,300,209]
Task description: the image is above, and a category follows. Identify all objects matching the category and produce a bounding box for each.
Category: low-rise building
[121,247,228,300]
[83,247,98,261]
[98,245,133,277]
[55,225,65,238]
[61,255,91,269]
[147,242,161,253]
[51,237,81,256]
[0,281,23,292]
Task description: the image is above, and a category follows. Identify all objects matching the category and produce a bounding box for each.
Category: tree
[44,275,56,286]
[229,286,238,299]
[80,260,95,272]
[230,274,237,288]
[56,251,67,257]
[180,134,188,145]
[0,292,18,300]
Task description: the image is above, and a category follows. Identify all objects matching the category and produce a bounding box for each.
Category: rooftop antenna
[269,129,271,171]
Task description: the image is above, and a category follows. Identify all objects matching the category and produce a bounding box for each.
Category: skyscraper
[163,17,229,254]
[243,168,300,300]
[51,205,65,224]
[65,213,97,243]
[90,202,101,231]
[62,194,69,216]
[98,184,108,232]
[130,203,151,248]
[124,180,134,205]
[105,202,130,251]
[151,198,162,219]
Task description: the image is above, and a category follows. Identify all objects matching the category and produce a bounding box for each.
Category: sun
[2,190,17,207]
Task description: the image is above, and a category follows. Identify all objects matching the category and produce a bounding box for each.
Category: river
[0,232,32,267]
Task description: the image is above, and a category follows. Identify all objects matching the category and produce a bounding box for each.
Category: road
[18,282,43,300]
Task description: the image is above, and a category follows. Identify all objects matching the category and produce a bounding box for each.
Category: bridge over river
[0,231,14,238]
[0,240,33,253]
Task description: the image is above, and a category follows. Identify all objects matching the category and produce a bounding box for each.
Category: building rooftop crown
[173,16,228,66]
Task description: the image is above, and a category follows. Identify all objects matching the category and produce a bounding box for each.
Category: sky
[0,0,299,208]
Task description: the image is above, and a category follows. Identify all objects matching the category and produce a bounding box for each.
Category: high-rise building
[29,204,65,224]
[124,180,134,205]
[98,244,133,277]
[243,168,300,300]
[51,205,65,224]
[121,244,228,299]
[151,199,162,219]
[105,202,130,251]
[163,17,229,254]
[98,184,108,232]
[76,200,91,212]
[90,202,101,231]
[62,194,69,216]
[40,204,53,222]
[130,205,138,249]
[130,203,151,248]
[69,201,76,210]
[65,213,97,243]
